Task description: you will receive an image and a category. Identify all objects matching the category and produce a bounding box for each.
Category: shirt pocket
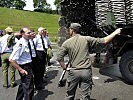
[24,46,30,53]
[37,40,42,48]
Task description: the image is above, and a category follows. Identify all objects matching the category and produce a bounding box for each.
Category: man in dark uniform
[29,30,44,90]
[9,27,34,100]
[57,23,121,100]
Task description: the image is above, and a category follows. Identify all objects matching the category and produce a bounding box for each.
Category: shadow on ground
[34,69,59,100]
[34,89,53,100]
[44,70,59,85]
[98,64,131,85]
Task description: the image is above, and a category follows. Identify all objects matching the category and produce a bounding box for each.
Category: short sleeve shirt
[9,37,32,65]
[34,34,51,51]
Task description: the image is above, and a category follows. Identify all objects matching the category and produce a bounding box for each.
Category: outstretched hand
[114,28,122,35]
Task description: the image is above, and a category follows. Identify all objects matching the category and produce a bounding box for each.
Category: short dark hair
[20,29,24,34]
[20,27,29,34]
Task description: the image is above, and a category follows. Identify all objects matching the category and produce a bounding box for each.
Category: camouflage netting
[57,0,133,46]
[58,0,133,36]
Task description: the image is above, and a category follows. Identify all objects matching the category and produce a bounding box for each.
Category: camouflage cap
[5,27,13,33]
[69,23,81,32]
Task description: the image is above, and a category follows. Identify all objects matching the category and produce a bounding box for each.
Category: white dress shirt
[9,37,32,65]
[33,34,51,51]
[0,34,13,53]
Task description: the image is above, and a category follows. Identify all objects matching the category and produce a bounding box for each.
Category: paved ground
[0,49,133,100]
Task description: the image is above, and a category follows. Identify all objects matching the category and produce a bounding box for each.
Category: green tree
[33,0,47,12]
[13,0,26,10]
[33,0,38,8]
[44,3,52,14]
[54,0,61,10]
[0,0,14,8]
[0,0,26,10]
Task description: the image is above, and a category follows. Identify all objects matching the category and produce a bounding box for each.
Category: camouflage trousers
[1,53,16,87]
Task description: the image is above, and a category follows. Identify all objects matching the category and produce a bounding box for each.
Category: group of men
[0,23,121,100]
[0,26,52,100]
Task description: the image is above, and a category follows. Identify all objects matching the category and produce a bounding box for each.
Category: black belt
[2,52,11,54]
[36,50,47,52]
[19,63,31,67]
[70,67,91,70]
[36,50,47,54]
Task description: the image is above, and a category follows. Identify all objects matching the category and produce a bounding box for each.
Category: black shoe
[44,74,48,78]
[36,86,45,90]
[48,62,51,66]
[11,83,17,88]
[42,79,47,83]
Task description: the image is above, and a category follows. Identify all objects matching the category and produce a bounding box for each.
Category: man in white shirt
[0,27,16,88]
[33,27,51,84]
[9,27,34,100]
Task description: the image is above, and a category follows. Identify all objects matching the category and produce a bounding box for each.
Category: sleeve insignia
[19,43,22,47]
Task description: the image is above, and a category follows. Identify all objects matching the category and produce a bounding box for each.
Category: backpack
[7,34,15,48]
[47,48,53,59]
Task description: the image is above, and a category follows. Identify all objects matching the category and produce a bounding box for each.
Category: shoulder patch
[19,43,22,46]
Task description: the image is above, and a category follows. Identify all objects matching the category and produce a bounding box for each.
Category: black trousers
[36,51,47,82]
[16,63,34,100]
[32,57,43,89]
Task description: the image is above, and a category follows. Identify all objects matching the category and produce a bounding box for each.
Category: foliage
[0,0,13,8]
[33,0,47,12]
[0,0,57,14]
[54,0,61,10]
[34,3,52,14]
[33,0,38,8]
[0,7,60,41]
[0,0,26,10]
[14,0,26,10]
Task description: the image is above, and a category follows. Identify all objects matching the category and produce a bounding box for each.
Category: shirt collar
[21,37,29,46]
[37,34,46,38]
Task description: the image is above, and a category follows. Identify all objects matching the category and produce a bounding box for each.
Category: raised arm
[104,28,122,44]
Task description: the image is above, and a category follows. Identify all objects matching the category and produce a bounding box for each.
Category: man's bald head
[38,27,47,36]
[20,27,31,40]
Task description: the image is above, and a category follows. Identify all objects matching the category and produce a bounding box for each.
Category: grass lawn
[0,7,60,41]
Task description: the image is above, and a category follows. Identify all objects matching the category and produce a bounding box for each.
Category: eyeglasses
[41,30,47,32]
